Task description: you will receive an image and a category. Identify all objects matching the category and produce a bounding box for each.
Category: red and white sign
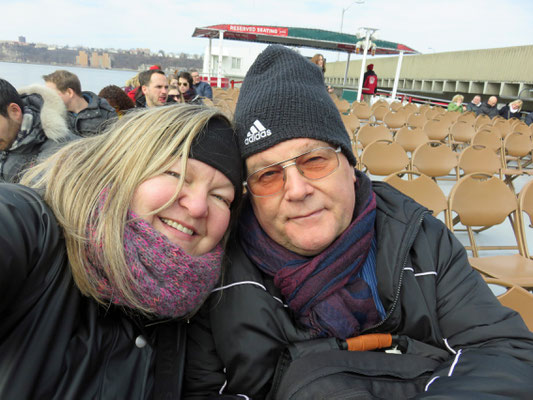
[211,24,288,37]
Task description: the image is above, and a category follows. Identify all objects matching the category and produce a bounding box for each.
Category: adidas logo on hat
[244,119,272,145]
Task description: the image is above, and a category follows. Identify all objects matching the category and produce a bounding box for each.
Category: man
[465,94,482,113]
[43,70,116,137]
[190,69,213,99]
[362,63,378,103]
[0,78,76,183]
[184,45,533,399]
[477,95,499,118]
[134,69,169,108]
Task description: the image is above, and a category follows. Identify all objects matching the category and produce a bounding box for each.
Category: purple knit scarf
[240,172,379,339]
[85,208,222,318]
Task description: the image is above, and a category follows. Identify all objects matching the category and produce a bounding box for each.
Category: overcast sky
[2,0,532,58]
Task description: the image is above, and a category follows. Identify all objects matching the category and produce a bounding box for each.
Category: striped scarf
[240,172,379,339]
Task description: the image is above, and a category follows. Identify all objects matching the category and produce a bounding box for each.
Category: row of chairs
[384,171,533,289]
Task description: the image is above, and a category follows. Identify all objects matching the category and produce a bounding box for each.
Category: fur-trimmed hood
[18,85,71,141]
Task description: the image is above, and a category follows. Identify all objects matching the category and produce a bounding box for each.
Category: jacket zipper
[362,209,429,334]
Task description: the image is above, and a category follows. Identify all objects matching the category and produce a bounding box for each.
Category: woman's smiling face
[131,158,235,256]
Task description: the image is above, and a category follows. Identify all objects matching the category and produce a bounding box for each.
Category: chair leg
[467,226,479,257]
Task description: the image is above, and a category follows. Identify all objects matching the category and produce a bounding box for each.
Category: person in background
[362,64,378,104]
[43,70,116,137]
[1,104,242,399]
[465,95,482,114]
[447,94,464,113]
[135,69,169,108]
[525,111,533,126]
[98,85,135,117]
[499,99,523,120]
[310,53,334,94]
[167,85,180,103]
[190,69,213,100]
[124,73,140,102]
[477,95,499,118]
[184,44,533,400]
[0,78,77,183]
[177,72,202,105]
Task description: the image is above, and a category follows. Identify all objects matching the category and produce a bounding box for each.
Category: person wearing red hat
[362,64,378,104]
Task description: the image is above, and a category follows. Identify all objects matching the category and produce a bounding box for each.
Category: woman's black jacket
[0,184,185,399]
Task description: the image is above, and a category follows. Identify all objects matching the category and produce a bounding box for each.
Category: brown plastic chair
[389,101,402,111]
[483,277,533,331]
[456,145,502,179]
[448,120,476,149]
[371,99,388,111]
[384,171,448,221]
[474,114,493,130]
[356,124,393,149]
[394,127,429,153]
[518,179,533,258]
[352,102,373,121]
[441,111,461,124]
[372,105,389,123]
[471,130,502,153]
[360,139,410,176]
[411,141,458,179]
[424,107,445,120]
[492,119,513,139]
[383,110,407,132]
[403,103,419,114]
[341,113,361,139]
[335,98,351,114]
[423,119,451,142]
[407,112,427,129]
[457,111,476,125]
[500,131,533,183]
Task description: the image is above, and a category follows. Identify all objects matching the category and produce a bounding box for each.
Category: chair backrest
[483,277,533,332]
[475,114,492,130]
[448,173,517,228]
[371,99,388,111]
[441,111,461,124]
[372,105,389,122]
[384,171,447,217]
[492,119,513,139]
[471,130,502,152]
[512,123,531,135]
[394,127,429,153]
[335,98,351,114]
[389,101,402,111]
[503,131,533,158]
[360,139,410,176]
[383,111,407,130]
[407,112,427,129]
[423,119,451,141]
[403,103,419,114]
[352,102,373,120]
[518,179,533,258]
[457,145,502,177]
[411,141,458,178]
[457,111,476,125]
[341,113,361,138]
[424,107,445,120]
[356,124,393,148]
[449,120,476,143]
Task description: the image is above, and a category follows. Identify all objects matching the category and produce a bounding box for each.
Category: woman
[167,85,180,103]
[311,53,334,94]
[499,99,523,119]
[447,94,464,112]
[177,71,203,104]
[0,104,242,399]
[98,84,135,116]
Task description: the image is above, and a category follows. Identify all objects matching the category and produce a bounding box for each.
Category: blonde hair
[21,104,232,314]
[451,94,464,103]
[510,99,523,110]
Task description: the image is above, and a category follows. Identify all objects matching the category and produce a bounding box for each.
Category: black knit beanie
[234,45,356,166]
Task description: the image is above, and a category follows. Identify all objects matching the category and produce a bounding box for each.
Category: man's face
[191,72,201,85]
[142,73,168,107]
[488,96,498,107]
[0,105,22,151]
[473,96,481,105]
[246,138,356,256]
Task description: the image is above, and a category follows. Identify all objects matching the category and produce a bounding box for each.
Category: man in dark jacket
[43,70,116,136]
[0,79,77,182]
[190,69,213,100]
[477,95,499,118]
[465,94,482,114]
[184,45,533,400]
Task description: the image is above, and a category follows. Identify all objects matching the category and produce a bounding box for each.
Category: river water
[0,61,138,93]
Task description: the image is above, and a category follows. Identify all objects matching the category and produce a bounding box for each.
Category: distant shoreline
[0,60,137,72]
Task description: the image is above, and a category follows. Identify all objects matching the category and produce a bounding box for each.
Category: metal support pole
[356,30,371,102]
[217,30,224,88]
[207,38,212,81]
[343,52,351,86]
[391,50,404,101]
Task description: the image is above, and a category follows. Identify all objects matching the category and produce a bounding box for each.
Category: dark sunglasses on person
[178,82,189,87]
[244,146,341,197]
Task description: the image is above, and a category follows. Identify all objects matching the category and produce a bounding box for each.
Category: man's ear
[141,85,148,95]
[7,103,23,124]
[65,88,76,99]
